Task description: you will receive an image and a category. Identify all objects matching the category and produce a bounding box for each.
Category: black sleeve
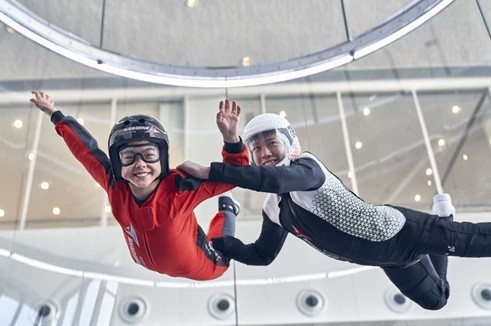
[213,211,288,265]
[174,174,205,191]
[50,110,64,124]
[222,137,245,154]
[208,156,325,193]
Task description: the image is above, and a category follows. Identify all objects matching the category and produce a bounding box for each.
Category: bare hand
[217,99,240,143]
[177,161,211,179]
[30,91,56,116]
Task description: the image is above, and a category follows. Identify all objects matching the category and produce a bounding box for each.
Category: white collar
[275,156,291,167]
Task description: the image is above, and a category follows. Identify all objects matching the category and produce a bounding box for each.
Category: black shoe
[218,193,241,216]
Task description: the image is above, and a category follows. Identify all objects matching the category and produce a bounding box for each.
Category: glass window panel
[27,103,111,228]
[301,94,351,184]
[0,105,32,230]
[80,280,101,325]
[266,94,349,175]
[97,292,115,326]
[160,100,185,167]
[343,92,432,210]
[62,292,80,326]
[419,90,491,212]
[0,295,19,325]
[15,303,36,326]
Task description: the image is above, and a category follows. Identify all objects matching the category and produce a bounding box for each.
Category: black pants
[383,255,449,310]
[380,206,491,310]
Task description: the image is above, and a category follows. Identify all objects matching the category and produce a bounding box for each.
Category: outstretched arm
[179,156,325,193]
[30,91,57,116]
[28,91,114,191]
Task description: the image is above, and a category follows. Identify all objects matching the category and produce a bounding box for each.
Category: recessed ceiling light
[5,26,15,34]
[355,141,363,149]
[462,154,468,160]
[347,171,353,179]
[13,119,23,129]
[414,194,421,202]
[241,56,251,67]
[438,139,445,147]
[40,181,50,190]
[52,207,61,215]
[427,180,432,186]
[27,152,35,161]
[105,206,112,213]
[185,0,198,8]
[95,182,101,188]
[76,117,85,125]
[425,168,433,176]
[279,111,287,118]
[363,107,371,116]
[0,209,5,217]
[451,105,461,114]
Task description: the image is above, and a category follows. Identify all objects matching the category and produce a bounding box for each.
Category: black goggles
[119,143,160,166]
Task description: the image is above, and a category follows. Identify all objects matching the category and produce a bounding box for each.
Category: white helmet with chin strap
[243,113,301,163]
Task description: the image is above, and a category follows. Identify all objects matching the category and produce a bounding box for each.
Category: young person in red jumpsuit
[30,91,249,281]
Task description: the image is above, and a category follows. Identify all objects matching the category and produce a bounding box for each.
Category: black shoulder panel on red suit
[174,174,205,191]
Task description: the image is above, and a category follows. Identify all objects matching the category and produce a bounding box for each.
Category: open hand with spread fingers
[217,99,241,143]
[30,91,56,116]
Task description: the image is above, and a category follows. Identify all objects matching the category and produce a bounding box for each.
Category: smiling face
[120,140,161,197]
[249,130,287,166]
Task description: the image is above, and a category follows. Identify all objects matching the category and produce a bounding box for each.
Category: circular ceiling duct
[0,0,455,88]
